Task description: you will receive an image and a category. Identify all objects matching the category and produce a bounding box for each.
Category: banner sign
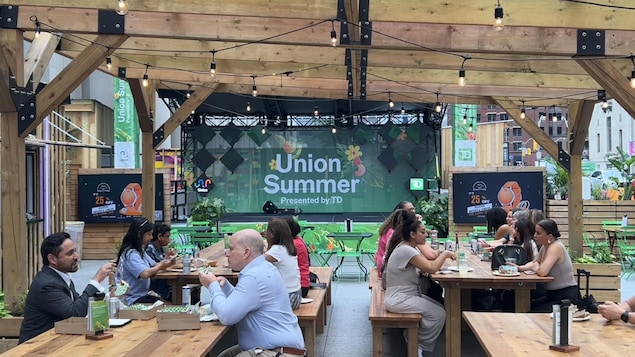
[452,104,477,167]
[114,78,139,168]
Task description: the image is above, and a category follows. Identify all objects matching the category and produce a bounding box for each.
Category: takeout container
[118,304,160,320]
[55,317,90,335]
[156,309,201,331]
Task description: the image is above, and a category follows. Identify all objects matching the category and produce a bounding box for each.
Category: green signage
[410,178,425,191]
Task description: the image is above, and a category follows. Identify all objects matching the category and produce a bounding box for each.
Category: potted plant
[417,195,449,237]
[189,198,227,229]
[570,233,621,303]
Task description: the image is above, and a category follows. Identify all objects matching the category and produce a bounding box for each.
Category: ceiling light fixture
[520,99,526,119]
[330,19,338,47]
[251,75,257,97]
[210,50,217,77]
[142,64,149,87]
[494,1,504,31]
[434,92,442,113]
[115,0,129,15]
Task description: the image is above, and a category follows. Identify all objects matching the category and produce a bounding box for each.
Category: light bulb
[520,108,526,119]
[630,69,635,88]
[106,56,112,70]
[314,106,319,116]
[246,102,251,112]
[35,24,41,38]
[434,102,441,113]
[261,127,266,135]
[186,91,191,99]
[116,0,129,15]
[401,106,405,114]
[331,30,337,46]
[252,85,257,97]
[458,68,466,86]
[210,62,216,76]
[552,113,558,122]
[142,74,148,87]
[494,5,504,31]
[602,100,609,110]
[463,115,467,125]
[331,126,337,134]
[468,124,473,132]
[389,99,394,108]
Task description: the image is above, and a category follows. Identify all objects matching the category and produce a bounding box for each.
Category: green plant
[545,157,568,199]
[417,195,449,236]
[189,197,227,222]
[606,146,635,200]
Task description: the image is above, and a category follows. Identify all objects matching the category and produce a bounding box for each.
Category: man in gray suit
[19,232,115,343]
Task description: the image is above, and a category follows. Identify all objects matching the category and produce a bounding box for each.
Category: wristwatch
[621,311,630,323]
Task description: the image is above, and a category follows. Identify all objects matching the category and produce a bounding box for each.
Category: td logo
[458,149,473,161]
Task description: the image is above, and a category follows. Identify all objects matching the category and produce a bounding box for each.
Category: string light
[106,56,112,70]
[494,1,504,31]
[468,122,473,132]
[313,105,319,116]
[246,101,251,112]
[115,0,129,15]
[598,89,608,110]
[463,114,467,125]
[261,126,267,135]
[552,105,558,122]
[142,64,149,87]
[630,57,635,88]
[400,104,405,114]
[251,75,258,97]
[210,50,216,77]
[34,18,41,38]
[434,92,442,113]
[331,125,337,134]
[330,20,338,47]
[388,92,394,108]
[186,85,191,98]
[458,67,466,86]
[520,99,526,119]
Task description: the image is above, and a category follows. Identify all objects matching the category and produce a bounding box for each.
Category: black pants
[301,287,309,298]
[531,285,580,313]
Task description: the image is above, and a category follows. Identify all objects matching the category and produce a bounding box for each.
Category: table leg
[356,256,368,281]
[444,286,461,357]
[170,281,180,304]
[372,325,383,357]
[515,289,531,313]
[333,256,345,280]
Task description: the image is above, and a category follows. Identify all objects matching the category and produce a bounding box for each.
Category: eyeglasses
[140,219,149,227]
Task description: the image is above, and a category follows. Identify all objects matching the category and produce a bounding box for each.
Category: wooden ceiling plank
[156,83,218,148]
[576,58,635,117]
[567,100,594,156]
[128,79,154,132]
[33,34,128,136]
[0,30,21,112]
[215,83,346,99]
[2,0,338,19]
[0,29,24,87]
[494,96,560,163]
[24,32,61,88]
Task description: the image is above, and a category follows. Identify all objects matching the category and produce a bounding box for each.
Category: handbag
[419,273,444,305]
[576,269,598,313]
[491,244,527,270]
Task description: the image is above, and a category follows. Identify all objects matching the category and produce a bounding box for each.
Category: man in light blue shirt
[199,229,305,357]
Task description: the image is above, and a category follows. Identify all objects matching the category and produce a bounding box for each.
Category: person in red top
[285,217,310,298]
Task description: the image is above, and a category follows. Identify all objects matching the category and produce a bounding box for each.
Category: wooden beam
[493,97,560,166]
[575,58,635,118]
[567,100,594,156]
[24,32,61,88]
[0,29,24,87]
[1,112,27,310]
[154,83,218,148]
[128,79,155,132]
[568,154,583,256]
[0,31,17,112]
[32,34,128,136]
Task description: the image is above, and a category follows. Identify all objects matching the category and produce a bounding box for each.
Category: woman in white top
[264,218,302,310]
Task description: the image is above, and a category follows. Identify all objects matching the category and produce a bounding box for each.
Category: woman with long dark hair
[115,218,175,305]
[264,218,301,309]
[383,210,455,356]
[513,218,538,262]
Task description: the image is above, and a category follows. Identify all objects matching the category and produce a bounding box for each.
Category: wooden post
[568,155,583,255]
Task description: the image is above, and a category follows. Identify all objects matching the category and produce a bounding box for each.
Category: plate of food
[168,267,198,273]
[200,313,219,322]
[492,271,520,277]
[447,266,474,272]
[550,310,591,322]
[109,318,132,327]
[301,298,314,304]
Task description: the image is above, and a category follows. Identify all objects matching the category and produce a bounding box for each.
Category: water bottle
[457,246,468,275]
[193,245,200,259]
[552,304,561,345]
[183,253,191,275]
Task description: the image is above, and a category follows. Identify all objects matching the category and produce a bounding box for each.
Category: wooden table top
[431,252,553,286]
[463,311,635,356]
[1,318,228,357]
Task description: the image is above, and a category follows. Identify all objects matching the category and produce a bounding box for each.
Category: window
[548,127,553,136]
[597,133,600,152]
[476,113,481,122]
[512,142,522,151]
[487,105,497,109]
[26,151,36,217]
[556,126,562,135]
[487,113,496,122]
[500,113,509,121]
[512,128,522,137]
[607,117,612,151]
[619,129,623,148]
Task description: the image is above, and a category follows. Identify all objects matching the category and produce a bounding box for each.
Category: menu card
[88,298,110,333]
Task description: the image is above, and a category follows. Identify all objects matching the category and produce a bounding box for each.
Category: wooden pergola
[1,0,635,306]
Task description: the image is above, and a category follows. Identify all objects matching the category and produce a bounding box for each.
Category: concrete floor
[72,257,635,357]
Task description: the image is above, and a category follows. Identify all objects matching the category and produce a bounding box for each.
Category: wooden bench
[368,269,420,357]
[294,266,332,357]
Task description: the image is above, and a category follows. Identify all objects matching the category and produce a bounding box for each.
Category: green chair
[301,228,335,267]
[616,231,635,279]
[189,221,211,227]
[473,226,488,234]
